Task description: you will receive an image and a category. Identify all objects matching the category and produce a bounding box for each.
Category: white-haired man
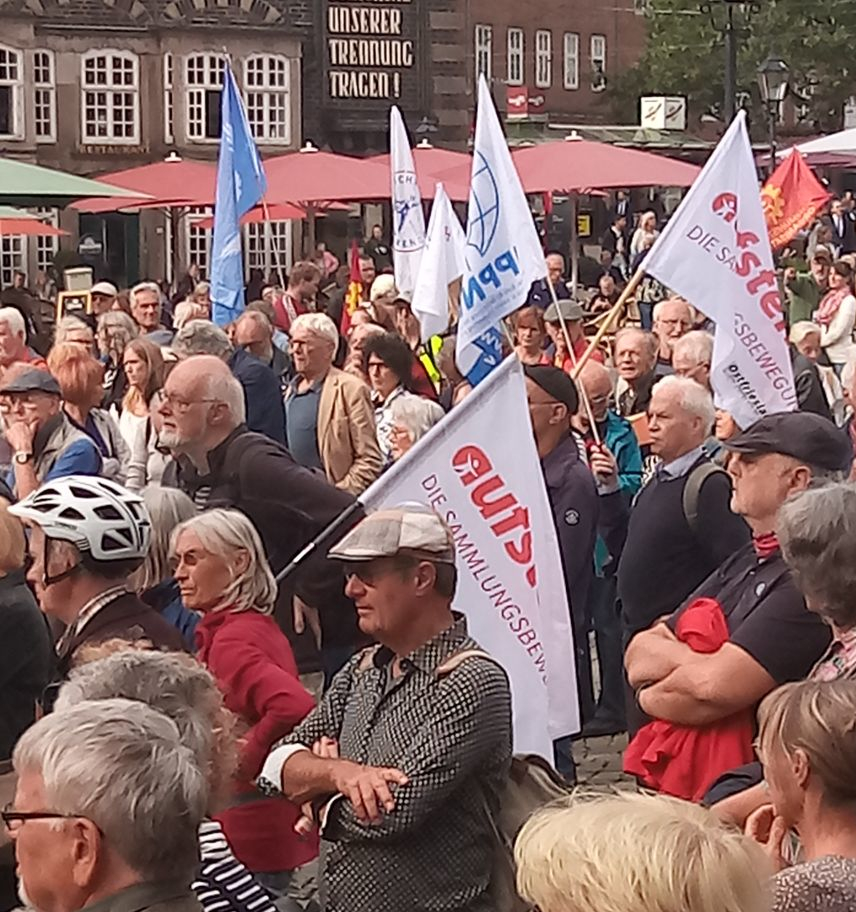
[0,306,44,379]
[652,297,694,377]
[671,330,713,391]
[8,698,205,912]
[173,319,285,443]
[160,355,361,680]
[285,313,382,496]
[615,377,750,656]
[130,282,172,343]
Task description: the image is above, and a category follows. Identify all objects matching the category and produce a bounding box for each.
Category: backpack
[436,650,573,912]
[682,461,727,537]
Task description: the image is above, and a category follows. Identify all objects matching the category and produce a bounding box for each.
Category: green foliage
[611,0,856,134]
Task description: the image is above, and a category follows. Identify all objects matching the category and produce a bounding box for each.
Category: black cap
[523,364,579,413]
[723,411,853,473]
[0,367,60,396]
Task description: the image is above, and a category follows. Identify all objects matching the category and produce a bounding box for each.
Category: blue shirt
[284,376,323,470]
[6,437,102,495]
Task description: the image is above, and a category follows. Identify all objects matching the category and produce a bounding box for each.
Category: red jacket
[623,597,755,802]
[196,609,318,873]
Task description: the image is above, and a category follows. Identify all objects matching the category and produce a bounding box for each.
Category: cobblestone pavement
[573,733,636,790]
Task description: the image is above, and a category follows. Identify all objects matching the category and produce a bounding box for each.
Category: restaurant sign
[324,0,418,104]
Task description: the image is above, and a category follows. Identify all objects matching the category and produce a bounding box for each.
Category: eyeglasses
[2,804,81,833]
[160,392,218,413]
[658,318,692,329]
[342,557,415,586]
[366,360,389,372]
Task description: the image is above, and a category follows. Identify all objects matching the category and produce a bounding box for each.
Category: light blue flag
[211,65,267,326]
[456,75,546,385]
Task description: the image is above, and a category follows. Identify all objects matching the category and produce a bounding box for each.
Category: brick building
[0,0,306,285]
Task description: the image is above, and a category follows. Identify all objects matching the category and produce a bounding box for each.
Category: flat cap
[328,507,455,564]
[544,299,584,323]
[723,411,853,473]
[90,281,118,296]
[0,367,60,396]
[524,364,580,413]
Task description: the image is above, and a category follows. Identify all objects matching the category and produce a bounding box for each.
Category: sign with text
[324,0,418,104]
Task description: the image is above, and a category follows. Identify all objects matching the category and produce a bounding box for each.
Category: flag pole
[570,264,645,380]
[259,198,288,291]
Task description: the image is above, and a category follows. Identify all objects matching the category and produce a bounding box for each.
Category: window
[535,30,552,89]
[0,235,25,289]
[591,34,607,92]
[163,53,174,144]
[185,206,213,276]
[563,33,579,90]
[475,25,492,80]
[34,208,59,275]
[81,51,140,143]
[245,55,290,144]
[186,54,225,141]
[244,220,291,277]
[33,51,56,143]
[0,45,23,138]
[507,28,523,86]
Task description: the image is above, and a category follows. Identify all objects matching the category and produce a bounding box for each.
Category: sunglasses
[342,556,416,586]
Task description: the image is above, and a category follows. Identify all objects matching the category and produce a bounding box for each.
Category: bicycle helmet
[8,475,151,562]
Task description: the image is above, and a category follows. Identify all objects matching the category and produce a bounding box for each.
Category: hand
[331,760,409,824]
[312,736,340,760]
[589,443,618,485]
[293,595,322,650]
[784,266,797,283]
[745,803,789,872]
[5,419,35,453]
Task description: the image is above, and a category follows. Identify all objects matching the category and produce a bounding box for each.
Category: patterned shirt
[773,856,856,912]
[810,626,856,682]
[55,585,128,656]
[258,614,512,912]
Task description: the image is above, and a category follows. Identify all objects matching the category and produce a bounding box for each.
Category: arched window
[186,54,225,142]
[244,54,291,145]
[80,50,140,143]
[0,45,23,138]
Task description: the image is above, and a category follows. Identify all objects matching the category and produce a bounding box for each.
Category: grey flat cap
[544,299,584,323]
[0,367,60,396]
[328,507,456,563]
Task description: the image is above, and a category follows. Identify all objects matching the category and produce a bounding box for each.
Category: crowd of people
[2,194,856,912]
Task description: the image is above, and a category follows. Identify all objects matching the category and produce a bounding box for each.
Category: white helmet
[8,475,151,562]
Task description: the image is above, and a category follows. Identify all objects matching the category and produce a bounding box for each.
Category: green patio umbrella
[0,157,148,207]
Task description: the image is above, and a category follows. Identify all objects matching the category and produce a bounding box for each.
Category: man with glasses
[652,297,695,378]
[7,698,204,912]
[672,330,713,392]
[0,368,101,498]
[257,507,512,912]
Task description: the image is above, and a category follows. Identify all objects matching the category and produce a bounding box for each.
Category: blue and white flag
[456,75,545,384]
[211,65,267,326]
[390,105,426,300]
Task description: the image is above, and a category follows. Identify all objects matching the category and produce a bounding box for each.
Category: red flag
[761,150,831,250]
[340,240,363,335]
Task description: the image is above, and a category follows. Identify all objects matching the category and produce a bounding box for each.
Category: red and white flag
[643,111,796,429]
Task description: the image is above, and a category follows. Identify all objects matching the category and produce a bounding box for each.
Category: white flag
[390,106,426,299]
[411,182,466,342]
[456,76,545,380]
[361,356,579,758]
[643,111,796,429]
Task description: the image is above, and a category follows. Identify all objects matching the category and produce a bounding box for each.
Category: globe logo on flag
[467,152,500,257]
[393,169,424,253]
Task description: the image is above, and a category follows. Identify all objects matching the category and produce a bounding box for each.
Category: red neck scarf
[753,532,780,559]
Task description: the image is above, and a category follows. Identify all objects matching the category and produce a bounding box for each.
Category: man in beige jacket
[285,313,382,495]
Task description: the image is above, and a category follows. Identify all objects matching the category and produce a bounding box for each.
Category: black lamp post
[757,55,789,176]
[700,0,760,122]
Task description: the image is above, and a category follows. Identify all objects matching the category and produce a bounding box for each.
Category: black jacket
[791,348,832,421]
[168,426,362,671]
[229,348,286,444]
[0,570,53,759]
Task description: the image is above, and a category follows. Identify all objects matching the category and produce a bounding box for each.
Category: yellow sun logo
[761,184,785,223]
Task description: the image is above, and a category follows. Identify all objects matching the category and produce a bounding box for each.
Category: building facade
[0,0,306,286]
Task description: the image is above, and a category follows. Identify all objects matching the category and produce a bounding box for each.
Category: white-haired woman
[389,390,444,461]
[515,791,768,912]
[172,508,316,894]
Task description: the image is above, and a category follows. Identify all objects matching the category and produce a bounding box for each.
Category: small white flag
[643,111,796,428]
[390,106,426,300]
[457,76,545,383]
[411,182,466,342]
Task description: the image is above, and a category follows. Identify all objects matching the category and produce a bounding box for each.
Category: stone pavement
[573,732,636,790]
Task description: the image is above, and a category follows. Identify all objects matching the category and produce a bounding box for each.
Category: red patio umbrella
[371,141,472,201]
[0,207,68,236]
[191,202,307,230]
[511,136,701,193]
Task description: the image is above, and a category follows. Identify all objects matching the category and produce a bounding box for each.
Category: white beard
[17,877,40,911]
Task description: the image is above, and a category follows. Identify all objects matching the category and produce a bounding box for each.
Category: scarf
[752,532,780,560]
[815,286,849,327]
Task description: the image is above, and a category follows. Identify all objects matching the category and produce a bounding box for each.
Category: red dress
[623,597,755,802]
[196,609,318,873]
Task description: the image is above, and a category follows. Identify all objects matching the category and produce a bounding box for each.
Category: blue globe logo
[467,152,500,257]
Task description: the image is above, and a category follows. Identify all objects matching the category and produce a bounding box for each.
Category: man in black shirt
[626,411,851,734]
[617,376,750,642]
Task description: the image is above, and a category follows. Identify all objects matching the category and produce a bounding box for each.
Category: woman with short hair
[515,791,767,912]
[47,342,130,483]
[747,679,856,911]
[511,306,549,365]
[172,508,316,895]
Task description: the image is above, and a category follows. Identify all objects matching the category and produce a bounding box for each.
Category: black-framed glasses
[2,804,79,833]
[342,556,416,586]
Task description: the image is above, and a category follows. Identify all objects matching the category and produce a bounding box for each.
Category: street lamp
[758,55,789,175]
[700,0,760,122]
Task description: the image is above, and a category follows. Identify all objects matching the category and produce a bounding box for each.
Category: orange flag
[761,150,831,251]
[340,240,363,335]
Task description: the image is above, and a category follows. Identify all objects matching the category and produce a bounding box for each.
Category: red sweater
[196,609,318,873]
